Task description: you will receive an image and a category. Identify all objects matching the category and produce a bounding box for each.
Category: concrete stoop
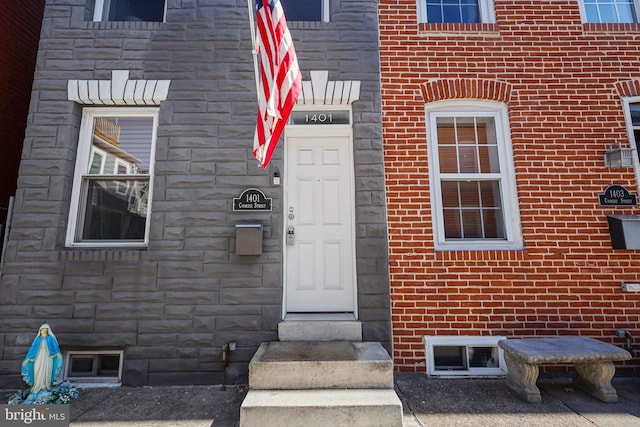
[240,339,403,427]
[278,319,363,341]
[240,389,403,427]
[248,341,393,389]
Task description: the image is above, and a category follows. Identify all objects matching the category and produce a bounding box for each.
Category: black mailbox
[607,214,640,250]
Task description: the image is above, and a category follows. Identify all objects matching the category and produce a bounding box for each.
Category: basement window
[424,336,506,377]
[63,351,123,386]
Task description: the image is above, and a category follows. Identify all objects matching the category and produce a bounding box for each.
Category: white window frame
[93,0,167,22]
[426,100,522,250]
[66,107,159,248]
[417,0,496,24]
[578,0,640,23]
[63,350,123,387]
[621,97,640,186]
[322,0,330,23]
[424,336,507,377]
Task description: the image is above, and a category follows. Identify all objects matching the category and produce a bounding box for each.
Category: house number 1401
[289,110,350,125]
[304,113,333,123]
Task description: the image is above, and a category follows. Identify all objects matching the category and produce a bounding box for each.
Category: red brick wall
[0,1,45,235]
[380,0,640,373]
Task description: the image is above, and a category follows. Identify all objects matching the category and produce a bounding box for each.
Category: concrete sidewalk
[395,373,640,427]
[2,373,639,426]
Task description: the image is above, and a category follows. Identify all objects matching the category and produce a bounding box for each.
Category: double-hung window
[93,0,166,22]
[426,102,522,250]
[417,0,495,23]
[580,0,639,23]
[66,108,158,247]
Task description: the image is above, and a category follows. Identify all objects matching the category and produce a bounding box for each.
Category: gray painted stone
[62,332,137,347]
[0,0,389,387]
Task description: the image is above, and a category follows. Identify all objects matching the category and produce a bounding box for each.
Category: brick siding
[379,0,640,373]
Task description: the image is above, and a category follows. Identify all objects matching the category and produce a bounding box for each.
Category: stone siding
[0,0,389,387]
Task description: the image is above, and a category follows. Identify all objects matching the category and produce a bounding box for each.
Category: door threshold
[284,313,357,321]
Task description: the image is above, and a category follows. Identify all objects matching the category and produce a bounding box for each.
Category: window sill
[434,248,527,262]
[87,21,163,30]
[60,248,145,262]
[583,22,640,33]
[418,22,500,34]
[287,21,331,30]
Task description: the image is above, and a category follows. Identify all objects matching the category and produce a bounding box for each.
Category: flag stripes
[253,0,301,168]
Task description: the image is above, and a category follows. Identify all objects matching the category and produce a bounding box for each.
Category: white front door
[284,129,357,313]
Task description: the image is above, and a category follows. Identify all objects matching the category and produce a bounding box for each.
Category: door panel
[285,134,355,312]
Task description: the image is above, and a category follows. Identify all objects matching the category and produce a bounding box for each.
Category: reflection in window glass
[82,179,149,240]
[433,346,467,370]
[90,117,153,174]
[426,0,480,23]
[437,116,505,240]
[583,0,637,23]
[434,345,499,369]
[441,181,504,239]
[468,346,499,367]
[89,150,105,174]
[69,110,156,245]
[79,116,153,241]
[436,117,498,174]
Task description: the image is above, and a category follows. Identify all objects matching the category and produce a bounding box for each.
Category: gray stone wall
[0,0,389,387]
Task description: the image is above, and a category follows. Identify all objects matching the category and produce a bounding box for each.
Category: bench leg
[503,352,541,403]
[573,361,619,403]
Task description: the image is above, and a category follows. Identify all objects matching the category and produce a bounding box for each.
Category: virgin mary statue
[21,324,63,400]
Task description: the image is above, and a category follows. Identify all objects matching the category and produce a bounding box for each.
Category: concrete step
[248,341,393,389]
[240,389,403,427]
[278,319,362,341]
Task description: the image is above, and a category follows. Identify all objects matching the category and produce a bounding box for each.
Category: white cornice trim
[68,70,170,106]
[297,70,361,106]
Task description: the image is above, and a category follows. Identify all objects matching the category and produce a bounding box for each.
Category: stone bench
[498,337,631,403]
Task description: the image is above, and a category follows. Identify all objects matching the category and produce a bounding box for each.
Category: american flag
[253,0,302,168]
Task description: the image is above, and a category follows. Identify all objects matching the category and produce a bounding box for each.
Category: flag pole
[247,0,260,99]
